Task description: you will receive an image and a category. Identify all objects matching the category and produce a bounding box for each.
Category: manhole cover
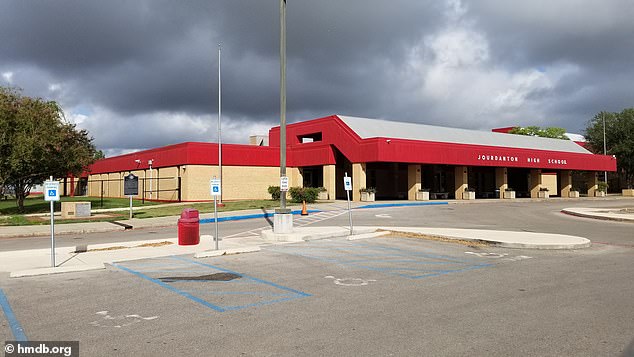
[160,273,241,282]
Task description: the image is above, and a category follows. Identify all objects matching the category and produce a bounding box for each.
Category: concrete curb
[194,246,261,258]
[561,208,634,222]
[384,227,592,250]
[347,231,391,241]
[10,264,105,278]
[260,227,377,242]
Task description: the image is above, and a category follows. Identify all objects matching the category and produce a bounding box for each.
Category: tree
[0,87,97,211]
[585,109,634,188]
[508,126,569,140]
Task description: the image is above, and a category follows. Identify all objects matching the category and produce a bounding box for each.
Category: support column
[352,163,367,202]
[454,166,468,200]
[560,170,572,197]
[408,164,422,201]
[529,169,542,198]
[290,167,303,188]
[586,171,599,197]
[323,165,336,200]
[495,167,507,199]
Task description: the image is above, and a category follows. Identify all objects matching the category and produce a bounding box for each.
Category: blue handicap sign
[48,190,56,197]
[213,187,219,192]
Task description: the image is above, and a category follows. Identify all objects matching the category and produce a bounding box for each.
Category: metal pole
[149,160,153,200]
[279,0,287,211]
[603,113,608,184]
[214,195,219,251]
[218,43,223,205]
[129,195,133,219]
[51,200,55,267]
[345,172,353,235]
[50,176,55,267]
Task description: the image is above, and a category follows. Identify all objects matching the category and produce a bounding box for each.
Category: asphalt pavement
[0,197,631,278]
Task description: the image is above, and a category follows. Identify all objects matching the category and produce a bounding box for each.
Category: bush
[598,182,609,192]
[268,186,281,200]
[359,187,377,193]
[288,187,320,203]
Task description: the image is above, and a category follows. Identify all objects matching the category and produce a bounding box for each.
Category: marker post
[44,176,60,267]
[210,177,221,250]
[124,174,139,220]
[344,172,353,235]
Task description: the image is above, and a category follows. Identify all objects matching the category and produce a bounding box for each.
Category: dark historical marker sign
[124,174,139,196]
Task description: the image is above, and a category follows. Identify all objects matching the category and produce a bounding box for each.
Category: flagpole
[218,43,223,205]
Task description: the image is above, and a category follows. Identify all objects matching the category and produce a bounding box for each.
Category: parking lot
[2,201,634,356]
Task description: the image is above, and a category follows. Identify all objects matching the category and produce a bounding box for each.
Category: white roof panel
[338,116,591,154]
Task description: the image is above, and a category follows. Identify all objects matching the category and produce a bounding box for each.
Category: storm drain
[159,273,241,282]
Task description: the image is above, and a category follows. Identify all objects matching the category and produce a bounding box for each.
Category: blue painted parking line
[357,201,448,209]
[268,241,492,280]
[0,288,28,341]
[113,256,310,312]
[199,209,320,224]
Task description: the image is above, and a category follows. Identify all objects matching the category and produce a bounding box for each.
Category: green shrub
[288,187,320,203]
[598,182,609,192]
[268,186,281,200]
[359,187,376,193]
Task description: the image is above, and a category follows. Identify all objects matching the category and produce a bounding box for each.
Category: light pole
[217,43,223,206]
[603,113,608,184]
[148,159,154,200]
[280,0,287,213]
[273,0,292,234]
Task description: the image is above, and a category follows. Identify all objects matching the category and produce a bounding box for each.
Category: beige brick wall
[541,174,557,193]
[180,165,296,201]
[85,164,302,201]
[156,167,179,201]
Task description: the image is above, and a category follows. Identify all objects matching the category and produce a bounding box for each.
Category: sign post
[344,172,353,235]
[44,177,60,267]
[210,177,221,250]
[124,173,139,219]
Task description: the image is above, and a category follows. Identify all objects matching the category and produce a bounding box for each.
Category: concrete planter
[538,191,550,199]
[317,191,329,200]
[360,192,375,202]
[594,191,606,197]
[416,191,430,201]
[462,191,476,200]
[568,191,580,198]
[622,189,634,197]
[503,190,515,199]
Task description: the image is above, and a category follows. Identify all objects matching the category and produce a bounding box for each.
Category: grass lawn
[0,196,283,226]
[0,195,162,215]
[132,200,281,219]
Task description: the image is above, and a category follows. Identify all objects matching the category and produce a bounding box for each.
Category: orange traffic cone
[301,200,308,216]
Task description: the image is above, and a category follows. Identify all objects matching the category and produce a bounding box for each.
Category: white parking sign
[44,180,60,201]
[210,178,221,197]
[344,177,352,191]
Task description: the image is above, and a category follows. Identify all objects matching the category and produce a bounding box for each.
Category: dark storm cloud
[1,0,633,152]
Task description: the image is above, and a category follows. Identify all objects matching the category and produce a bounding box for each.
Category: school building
[73,115,617,202]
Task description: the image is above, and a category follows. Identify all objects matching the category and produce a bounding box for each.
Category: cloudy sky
[1,0,633,156]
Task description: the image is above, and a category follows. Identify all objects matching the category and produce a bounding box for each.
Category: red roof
[87,115,617,175]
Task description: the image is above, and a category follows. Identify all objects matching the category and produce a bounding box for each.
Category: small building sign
[280,176,289,192]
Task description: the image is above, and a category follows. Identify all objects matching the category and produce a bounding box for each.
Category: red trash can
[178,208,200,245]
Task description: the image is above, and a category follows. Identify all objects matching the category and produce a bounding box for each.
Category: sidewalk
[2,196,631,238]
[2,224,593,278]
[1,199,631,278]
[561,207,634,222]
